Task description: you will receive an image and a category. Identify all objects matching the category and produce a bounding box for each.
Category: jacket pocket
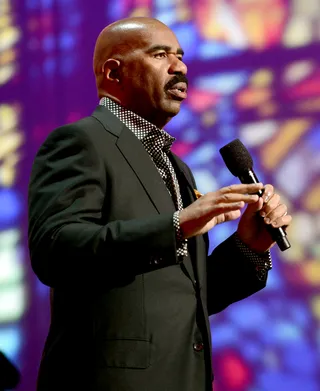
[102,339,151,369]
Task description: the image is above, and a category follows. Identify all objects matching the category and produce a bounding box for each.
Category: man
[28,17,292,391]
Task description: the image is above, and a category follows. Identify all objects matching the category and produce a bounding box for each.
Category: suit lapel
[168,153,204,284]
[168,153,197,205]
[92,106,206,286]
[92,105,176,215]
[116,132,176,214]
[169,153,209,289]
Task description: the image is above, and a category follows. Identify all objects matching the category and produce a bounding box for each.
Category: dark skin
[93,17,292,251]
[93,18,188,129]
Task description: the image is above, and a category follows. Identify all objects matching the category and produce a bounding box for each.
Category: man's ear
[102,59,121,82]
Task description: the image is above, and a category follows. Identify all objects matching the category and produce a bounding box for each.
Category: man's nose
[168,56,187,75]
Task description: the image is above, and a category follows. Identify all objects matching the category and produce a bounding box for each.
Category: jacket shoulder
[39,113,115,151]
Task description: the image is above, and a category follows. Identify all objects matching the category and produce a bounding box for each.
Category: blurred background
[1,0,320,390]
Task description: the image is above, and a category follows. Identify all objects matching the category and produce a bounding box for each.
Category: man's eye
[155,52,167,58]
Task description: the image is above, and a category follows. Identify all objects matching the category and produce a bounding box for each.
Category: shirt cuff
[233,232,272,281]
[173,211,188,260]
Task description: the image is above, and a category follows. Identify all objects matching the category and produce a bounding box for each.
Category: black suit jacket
[28,106,267,391]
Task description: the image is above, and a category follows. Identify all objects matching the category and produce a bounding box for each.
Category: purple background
[1,0,320,390]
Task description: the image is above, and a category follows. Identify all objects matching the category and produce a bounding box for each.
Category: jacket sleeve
[178,160,268,316]
[206,234,268,316]
[28,125,177,287]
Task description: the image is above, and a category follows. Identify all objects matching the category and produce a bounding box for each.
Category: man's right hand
[179,183,264,239]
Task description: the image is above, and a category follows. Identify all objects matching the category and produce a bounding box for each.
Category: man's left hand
[237,184,292,253]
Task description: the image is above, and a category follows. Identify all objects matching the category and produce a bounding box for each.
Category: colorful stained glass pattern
[1,0,319,390]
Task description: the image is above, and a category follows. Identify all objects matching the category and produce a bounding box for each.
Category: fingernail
[264,192,271,203]
[272,221,278,227]
[260,211,266,217]
[264,217,270,224]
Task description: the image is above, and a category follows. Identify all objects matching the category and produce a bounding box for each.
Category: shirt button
[193,342,204,352]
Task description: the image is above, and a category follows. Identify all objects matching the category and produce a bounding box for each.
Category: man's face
[119,24,188,128]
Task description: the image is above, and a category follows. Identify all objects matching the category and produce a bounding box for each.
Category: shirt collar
[99,97,175,152]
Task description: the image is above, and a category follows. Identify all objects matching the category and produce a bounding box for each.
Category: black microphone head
[219,139,253,177]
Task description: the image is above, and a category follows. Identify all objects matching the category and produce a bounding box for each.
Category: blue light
[196,71,249,95]
[166,106,195,135]
[291,302,312,328]
[259,371,318,391]
[43,57,56,75]
[199,42,240,60]
[218,124,236,139]
[26,0,42,10]
[241,340,264,362]
[41,0,54,9]
[59,32,76,51]
[156,11,178,27]
[107,1,124,20]
[226,299,269,331]
[68,13,82,27]
[210,324,239,348]
[0,327,21,362]
[59,57,75,76]
[172,23,199,62]
[186,142,217,165]
[265,267,282,290]
[306,125,320,152]
[283,341,317,374]
[155,0,175,9]
[36,278,50,298]
[208,224,235,250]
[0,189,21,226]
[273,322,302,343]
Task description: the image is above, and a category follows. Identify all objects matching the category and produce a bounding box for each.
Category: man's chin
[149,100,182,128]
[164,100,182,115]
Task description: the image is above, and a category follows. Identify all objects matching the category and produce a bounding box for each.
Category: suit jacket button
[193,342,204,352]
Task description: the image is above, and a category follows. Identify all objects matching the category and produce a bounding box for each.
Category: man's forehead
[107,22,182,55]
[141,27,181,50]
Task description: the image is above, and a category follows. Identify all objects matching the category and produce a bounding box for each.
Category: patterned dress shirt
[99,96,272,276]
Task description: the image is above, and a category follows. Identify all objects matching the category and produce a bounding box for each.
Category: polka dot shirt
[99,97,272,273]
[100,96,188,260]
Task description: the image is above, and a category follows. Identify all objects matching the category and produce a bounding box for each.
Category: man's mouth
[166,82,188,100]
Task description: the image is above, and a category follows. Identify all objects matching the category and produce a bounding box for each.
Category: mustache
[165,74,189,91]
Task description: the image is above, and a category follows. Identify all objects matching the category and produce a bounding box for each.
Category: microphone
[219,138,291,252]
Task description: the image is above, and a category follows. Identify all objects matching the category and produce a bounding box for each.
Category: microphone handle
[238,170,291,252]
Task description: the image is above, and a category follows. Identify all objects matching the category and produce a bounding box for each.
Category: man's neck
[101,94,171,129]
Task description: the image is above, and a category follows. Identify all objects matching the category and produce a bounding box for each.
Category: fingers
[220,183,264,195]
[260,192,280,217]
[223,209,242,222]
[262,203,291,227]
[261,184,274,204]
[259,184,292,228]
[262,200,285,221]
[213,201,245,214]
[201,184,262,218]
[214,192,259,204]
[242,196,264,215]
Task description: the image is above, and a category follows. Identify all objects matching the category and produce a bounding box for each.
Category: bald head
[93,17,169,83]
[92,17,188,128]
